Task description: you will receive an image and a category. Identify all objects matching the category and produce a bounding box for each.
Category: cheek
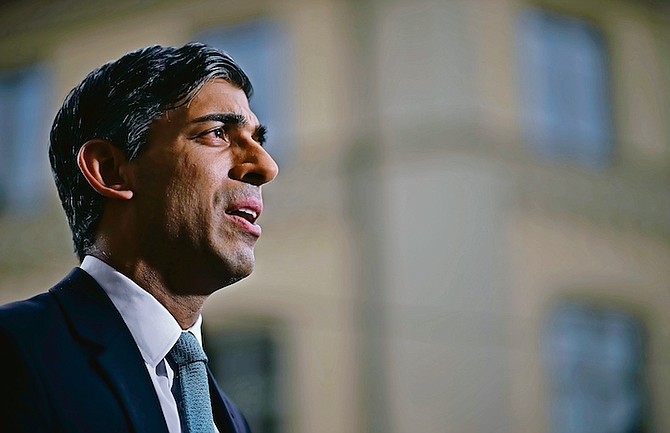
[195,153,233,195]
[153,163,202,230]
[162,149,232,220]
[180,159,230,220]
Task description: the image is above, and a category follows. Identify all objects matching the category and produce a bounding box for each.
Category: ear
[77,139,134,200]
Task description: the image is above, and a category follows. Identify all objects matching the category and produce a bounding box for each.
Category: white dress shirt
[80,255,217,433]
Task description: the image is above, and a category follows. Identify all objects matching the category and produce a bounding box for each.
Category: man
[0,43,278,433]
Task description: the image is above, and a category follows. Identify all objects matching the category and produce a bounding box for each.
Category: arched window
[542,302,648,433]
[206,328,282,433]
[0,64,53,215]
[517,8,613,168]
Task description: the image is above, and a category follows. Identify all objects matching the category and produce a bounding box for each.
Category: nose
[229,141,279,186]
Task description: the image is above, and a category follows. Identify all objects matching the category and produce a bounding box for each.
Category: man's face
[127,78,278,294]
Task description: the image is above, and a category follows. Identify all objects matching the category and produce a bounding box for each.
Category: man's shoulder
[0,290,63,363]
[0,291,56,325]
[0,268,90,331]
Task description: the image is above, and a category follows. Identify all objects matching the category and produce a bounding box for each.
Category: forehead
[170,78,257,124]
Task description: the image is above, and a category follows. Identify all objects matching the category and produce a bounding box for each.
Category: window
[206,329,282,433]
[516,8,613,168]
[542,302,648,433]
[0,64,53,215]
[194,19,292,165]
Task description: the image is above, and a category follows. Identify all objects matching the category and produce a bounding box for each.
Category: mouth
[226,207,259,224]
[225,200,263,237]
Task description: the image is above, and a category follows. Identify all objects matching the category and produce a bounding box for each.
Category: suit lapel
[50,268,169,433]
[208,367,245,433]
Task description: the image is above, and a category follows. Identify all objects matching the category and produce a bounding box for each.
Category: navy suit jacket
[0,268,251,433]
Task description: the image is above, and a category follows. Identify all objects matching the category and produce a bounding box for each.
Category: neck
[89,249,207,329]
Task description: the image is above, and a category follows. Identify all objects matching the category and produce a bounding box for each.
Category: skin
[80,79,278,329]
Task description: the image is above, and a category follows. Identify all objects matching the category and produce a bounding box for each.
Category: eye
[209,126,228,140]
[212,127,226,139]
[197,125,230,145]
[254,125,268,147]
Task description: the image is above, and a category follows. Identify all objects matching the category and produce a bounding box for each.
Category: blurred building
[0,0,669,432]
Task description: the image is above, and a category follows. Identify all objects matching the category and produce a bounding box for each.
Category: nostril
[241,171,268,186]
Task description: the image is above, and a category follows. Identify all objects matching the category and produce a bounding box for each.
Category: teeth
[238,208,258,219]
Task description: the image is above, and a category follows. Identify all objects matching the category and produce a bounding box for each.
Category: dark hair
[49,43,253,261]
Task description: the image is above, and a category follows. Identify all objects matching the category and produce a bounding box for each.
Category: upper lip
[225,199,262,224]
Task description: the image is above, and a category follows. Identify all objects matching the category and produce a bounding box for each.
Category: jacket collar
[49,268,170,433]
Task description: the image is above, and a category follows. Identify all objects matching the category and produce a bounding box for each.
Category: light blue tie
[167,332,216,433]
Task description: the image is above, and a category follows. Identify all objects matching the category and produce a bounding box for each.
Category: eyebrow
[191,112,268,144]
[191,112,248,126]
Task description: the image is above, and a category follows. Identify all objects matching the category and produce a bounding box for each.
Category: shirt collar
[80,255,204,368]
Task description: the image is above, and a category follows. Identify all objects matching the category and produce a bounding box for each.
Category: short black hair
[49,43,253,261]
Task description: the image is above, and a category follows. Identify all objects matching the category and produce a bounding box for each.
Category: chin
[213,250,256,287]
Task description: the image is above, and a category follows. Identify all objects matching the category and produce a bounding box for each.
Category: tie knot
[167,332,208,366]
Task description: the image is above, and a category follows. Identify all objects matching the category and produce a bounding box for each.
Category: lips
[225,199,262,236]
[227,207,258,224]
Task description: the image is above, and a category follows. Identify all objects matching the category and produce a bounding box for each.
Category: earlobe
[77,140,134,200]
